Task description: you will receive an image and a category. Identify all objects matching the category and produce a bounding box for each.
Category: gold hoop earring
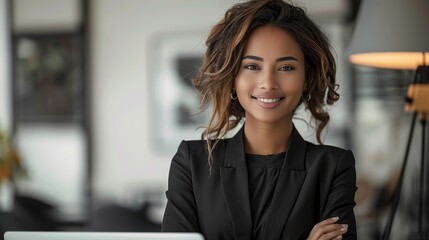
[230,90,238,100]
[303,92,311,102]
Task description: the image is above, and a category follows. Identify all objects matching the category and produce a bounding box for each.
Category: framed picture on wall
[13,33,84,122]
[148,31,211,156]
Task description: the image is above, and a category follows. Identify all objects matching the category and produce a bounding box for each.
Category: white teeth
[257,98,281,103]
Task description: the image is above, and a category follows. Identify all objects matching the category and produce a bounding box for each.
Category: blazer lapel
[265,126,307,239]
[220,127,252,240]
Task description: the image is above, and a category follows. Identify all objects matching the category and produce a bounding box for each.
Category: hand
[307,217,348,240]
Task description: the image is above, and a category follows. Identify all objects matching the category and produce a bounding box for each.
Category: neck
[243,119,293,155]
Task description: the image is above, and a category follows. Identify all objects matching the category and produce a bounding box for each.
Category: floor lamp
[346,0,429,239]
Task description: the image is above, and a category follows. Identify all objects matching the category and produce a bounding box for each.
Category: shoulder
[179,139,230,154]
[177,139,205,152]
[305,141,355,169]
[172,140,206,167]
[174,139,230,168]
[306,141,348,156]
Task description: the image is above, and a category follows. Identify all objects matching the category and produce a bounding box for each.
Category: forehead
[243,25,304,59]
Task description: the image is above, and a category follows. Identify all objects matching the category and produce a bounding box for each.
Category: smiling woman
[162,1,357,240]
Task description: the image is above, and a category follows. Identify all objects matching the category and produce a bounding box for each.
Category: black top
[246,152,286,240]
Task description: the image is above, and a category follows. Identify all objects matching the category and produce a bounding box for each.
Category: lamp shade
[347,0,429,69]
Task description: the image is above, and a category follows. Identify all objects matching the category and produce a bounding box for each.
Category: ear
[303,80,308,91]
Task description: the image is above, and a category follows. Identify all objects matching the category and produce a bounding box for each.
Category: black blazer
[162,126,357,240]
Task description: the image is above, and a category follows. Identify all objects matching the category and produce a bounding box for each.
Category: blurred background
[0,0,427,239]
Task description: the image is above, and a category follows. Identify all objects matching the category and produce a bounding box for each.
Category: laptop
[4,232,205,240]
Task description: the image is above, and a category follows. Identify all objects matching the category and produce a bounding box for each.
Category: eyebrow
[242,55,299,62]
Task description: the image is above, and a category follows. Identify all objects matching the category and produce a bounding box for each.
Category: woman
[162,0,357,239]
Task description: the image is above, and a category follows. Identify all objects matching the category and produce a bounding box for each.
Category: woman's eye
[244,64,259,70]
[279,66,295,71]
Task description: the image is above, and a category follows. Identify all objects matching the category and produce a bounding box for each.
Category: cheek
[283,79,305,96]
[234,76,253,96]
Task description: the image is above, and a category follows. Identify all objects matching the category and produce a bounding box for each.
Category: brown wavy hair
[193,0,339,168]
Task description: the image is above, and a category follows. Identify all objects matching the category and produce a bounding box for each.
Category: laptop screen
[4,232,205,240]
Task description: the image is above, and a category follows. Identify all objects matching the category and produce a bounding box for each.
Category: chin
[246,114,292,125]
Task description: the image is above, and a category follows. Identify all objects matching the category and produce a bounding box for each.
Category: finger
[319,217,340,226]
[312,223,347,240]
[313,217,340,231]
[308,217,340,239]
[316,224,348,236]
[318,224,348,240]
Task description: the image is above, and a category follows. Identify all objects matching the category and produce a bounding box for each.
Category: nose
[259,70,279,90]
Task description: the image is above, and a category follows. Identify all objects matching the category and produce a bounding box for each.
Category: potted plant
[0,128,26,211]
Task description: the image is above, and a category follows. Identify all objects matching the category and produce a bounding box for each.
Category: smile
[256,98,281,103]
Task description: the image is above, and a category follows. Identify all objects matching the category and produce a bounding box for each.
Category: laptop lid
[4,232,205,240]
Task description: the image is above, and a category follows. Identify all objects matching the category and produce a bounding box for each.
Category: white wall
[13,0,81,32]
[0,0,11,130]
[15,125,86,217]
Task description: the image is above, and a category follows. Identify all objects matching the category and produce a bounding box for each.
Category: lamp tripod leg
[382,113,418,240]
[403,113,428,240]
[417,113,427,239]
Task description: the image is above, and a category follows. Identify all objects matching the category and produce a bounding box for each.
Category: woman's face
[234,25,305,125]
